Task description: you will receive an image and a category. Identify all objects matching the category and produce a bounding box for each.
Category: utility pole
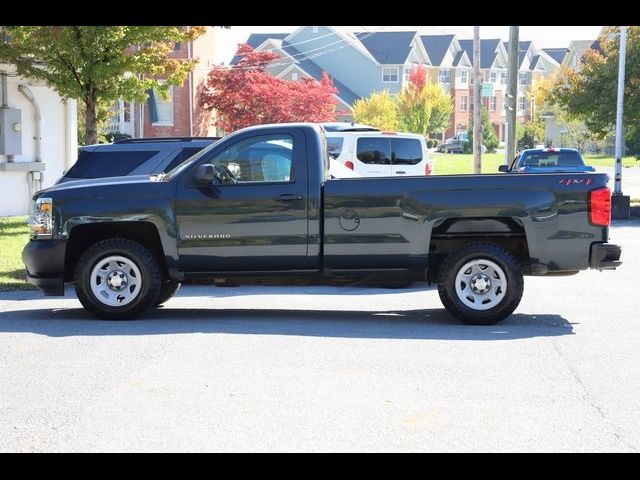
[505,26,519,165]
[612,26,630,219]
[473,26,482,174]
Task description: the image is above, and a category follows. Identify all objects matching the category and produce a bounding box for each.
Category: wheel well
[64,222,167,281]
[428,218,530,281]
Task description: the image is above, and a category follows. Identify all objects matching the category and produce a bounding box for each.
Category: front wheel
[74,238,163,320]
[157,280,181,306]
[437,242,524,325]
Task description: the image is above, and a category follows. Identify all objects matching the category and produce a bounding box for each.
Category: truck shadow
[0,306,574,341]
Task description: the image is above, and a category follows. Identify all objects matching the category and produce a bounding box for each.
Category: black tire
[437,242,524,325]
[74,238,163,320]
[156,280,181,306]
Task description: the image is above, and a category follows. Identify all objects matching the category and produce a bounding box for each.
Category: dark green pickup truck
[23,123,621,324]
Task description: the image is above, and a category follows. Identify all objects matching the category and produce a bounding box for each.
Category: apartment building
[232,27,568,141]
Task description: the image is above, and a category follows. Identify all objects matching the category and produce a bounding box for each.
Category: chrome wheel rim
[90,255,142,307]
[454,259,507,311]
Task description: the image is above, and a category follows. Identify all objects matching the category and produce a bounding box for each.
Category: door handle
[395,171,406,174]
[274,194,303,202]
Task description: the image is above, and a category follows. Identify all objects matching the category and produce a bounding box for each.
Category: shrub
[465,107,498,153]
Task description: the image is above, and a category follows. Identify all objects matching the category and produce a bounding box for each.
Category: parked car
[438,137,487,154]
[24,123,620,325]
[499,148,596,174]
[437,138,467,154]
[57,137,220,184]
[325,130,432,176]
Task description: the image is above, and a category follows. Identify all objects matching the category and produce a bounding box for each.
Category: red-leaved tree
[201,44,338,132]
[409,64,428,91]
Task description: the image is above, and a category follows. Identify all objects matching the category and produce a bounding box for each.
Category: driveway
[0,220,638,452]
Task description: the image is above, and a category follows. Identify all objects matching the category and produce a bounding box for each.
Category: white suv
[325,131,432,177]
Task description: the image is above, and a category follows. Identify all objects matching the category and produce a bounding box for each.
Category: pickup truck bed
[23,123,621,324]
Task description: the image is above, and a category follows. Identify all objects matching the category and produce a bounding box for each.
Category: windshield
[518,151,583,168]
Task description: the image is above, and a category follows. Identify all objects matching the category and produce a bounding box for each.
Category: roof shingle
[542,47,568,64]
[420,34,455,66]
[458,38,501,69]
[354,31,417,64]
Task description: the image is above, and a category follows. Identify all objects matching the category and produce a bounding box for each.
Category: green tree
[0,26,207,144]
[423,84,454,135]
[395,66,432,135]
[465,107,498,153]
[545,26,640,155]
[352,90,398,131]
[517,114,545,150]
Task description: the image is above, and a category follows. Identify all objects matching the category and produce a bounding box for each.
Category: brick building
[108,27,218,139]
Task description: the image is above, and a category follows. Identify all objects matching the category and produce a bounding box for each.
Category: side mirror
[193,164,217,186]
[498,165,510,172]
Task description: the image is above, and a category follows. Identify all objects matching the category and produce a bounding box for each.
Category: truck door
[174,129,309,272]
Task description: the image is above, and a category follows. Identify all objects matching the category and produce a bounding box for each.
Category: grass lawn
[582,155,638,168]
[432,153,505,175]
[0,216,34,291]
[432,152,639,175]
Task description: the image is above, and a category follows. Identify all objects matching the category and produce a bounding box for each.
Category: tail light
[344,161,354,170]
[589,187,611,226]
[425,162,432,175]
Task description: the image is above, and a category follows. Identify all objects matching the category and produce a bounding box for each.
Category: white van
[325,131,432,177]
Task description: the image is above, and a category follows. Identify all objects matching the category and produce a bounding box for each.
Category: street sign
[481,82,494,97]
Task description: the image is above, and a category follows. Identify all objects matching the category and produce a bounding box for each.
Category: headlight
[29,197,53,238]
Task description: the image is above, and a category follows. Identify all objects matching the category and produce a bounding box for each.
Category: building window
[403,67,411,84]
[153,85,173,125]
[490,96,497,112]
[490,71,497,83]
[519,72,527,85]
[501,71,508,84]
[470,100,474,112]
[382,67,399,83]
[460,95,468,112]
[518,96,526,111]
[438,69,451,84]
[459,70,468,84]
[173,42,181,51]
[291,72,298,81]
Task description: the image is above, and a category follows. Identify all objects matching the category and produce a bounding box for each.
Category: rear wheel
[437,242,524,325]
[74,238,162,320]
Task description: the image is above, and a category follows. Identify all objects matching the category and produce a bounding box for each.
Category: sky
[214,26,604,65]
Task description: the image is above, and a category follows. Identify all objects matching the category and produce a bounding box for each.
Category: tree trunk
[84,92,98,145]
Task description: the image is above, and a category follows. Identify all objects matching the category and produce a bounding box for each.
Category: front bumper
[590,242,622,270]
[22,239,66,296]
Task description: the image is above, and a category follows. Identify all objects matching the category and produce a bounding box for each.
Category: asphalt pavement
[1,220,639,452]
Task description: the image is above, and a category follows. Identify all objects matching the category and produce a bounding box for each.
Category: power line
[214,27,383,72]
[220,32,373,71]
[231,29,342,57]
